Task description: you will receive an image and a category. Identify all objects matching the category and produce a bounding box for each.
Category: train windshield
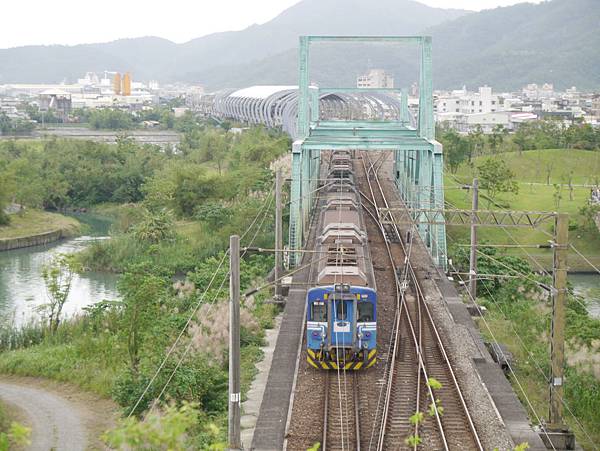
[335,300,348,320]
[311,302,327,322]
[358,302,374,322]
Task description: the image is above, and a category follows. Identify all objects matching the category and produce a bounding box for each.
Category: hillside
[0,0,465,84]
[0,0,597,90]
[194,0,600,90]
[431,0,600,90]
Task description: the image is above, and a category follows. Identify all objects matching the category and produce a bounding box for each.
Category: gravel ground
[0,375,117,451]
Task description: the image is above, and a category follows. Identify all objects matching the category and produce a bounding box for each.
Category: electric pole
[550,213,568,428]
[469,178,479,300]
[275,169,283,299]
[228,235,241,450]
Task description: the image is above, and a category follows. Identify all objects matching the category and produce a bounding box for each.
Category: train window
[358,303,374,322]
[336,300,347,320]
[312,302,327,322]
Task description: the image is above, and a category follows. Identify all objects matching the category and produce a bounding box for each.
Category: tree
[488,124,507,153]
[477,158,519,206]
[40,254,79,333]
[118,262,168,372]
[131,207,176,244]
[467,125,485,159]
[442,129,471,174]
[0,177,10,225]
[103,402,207,450]
[552,184,563,209]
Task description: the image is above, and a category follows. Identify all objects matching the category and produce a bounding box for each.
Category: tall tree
[477,158,519,206]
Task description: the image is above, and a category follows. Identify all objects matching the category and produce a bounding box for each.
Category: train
[306,150,377,370]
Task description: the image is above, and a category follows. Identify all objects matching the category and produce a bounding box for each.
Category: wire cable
[127,185,275,418]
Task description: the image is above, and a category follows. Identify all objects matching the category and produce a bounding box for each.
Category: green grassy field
[444,149,600,271]
[0,210,80,240]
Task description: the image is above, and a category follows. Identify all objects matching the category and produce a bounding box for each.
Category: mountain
[430,0,600,90]
[0,0,598,91]
[0,0,466,84]
[187,0,600,91]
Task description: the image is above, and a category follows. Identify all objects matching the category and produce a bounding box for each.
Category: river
[0,215,599,326]
[0,214,119,327]
[570,273,600,318]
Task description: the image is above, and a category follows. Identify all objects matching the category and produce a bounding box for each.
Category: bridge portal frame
[289,35,447,269]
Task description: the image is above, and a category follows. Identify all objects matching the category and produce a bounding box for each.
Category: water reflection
[570,273,600,319]
[0,216,119,327]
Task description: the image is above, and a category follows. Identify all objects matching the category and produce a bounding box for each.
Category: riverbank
[0,210,80,251]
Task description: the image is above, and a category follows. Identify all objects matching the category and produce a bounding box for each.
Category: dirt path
[0,376,117,450]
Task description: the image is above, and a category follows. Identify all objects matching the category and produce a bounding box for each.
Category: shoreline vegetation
[0,210,80,251]
[0,121,291,448]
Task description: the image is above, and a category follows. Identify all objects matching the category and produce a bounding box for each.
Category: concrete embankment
[0,229,67,251]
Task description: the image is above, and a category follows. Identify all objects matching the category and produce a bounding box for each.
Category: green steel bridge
[214,35,447,269]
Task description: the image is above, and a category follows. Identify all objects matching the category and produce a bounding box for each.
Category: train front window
[358,302,374,322]
[336,300,347,320]
[311,302,327,322]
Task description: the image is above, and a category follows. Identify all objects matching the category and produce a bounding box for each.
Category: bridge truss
[289,35,447,268]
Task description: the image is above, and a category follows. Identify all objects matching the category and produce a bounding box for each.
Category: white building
[436,86,501,115]
[357,69,394,89]
[522,83,555,100]
[437,111,537,133]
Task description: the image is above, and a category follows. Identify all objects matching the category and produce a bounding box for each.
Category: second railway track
[358,150,483,451]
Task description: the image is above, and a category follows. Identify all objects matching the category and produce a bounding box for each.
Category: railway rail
[287,150,484,451]
[358,151,483,451]
[323,372,361,451]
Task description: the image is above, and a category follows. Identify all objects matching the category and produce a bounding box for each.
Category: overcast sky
[0,0,543,49]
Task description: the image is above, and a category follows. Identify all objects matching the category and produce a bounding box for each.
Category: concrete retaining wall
[0,229,64,251]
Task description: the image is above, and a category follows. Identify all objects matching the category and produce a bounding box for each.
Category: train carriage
[306,151,377,370]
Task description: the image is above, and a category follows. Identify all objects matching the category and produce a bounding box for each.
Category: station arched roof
[212,85,406,139]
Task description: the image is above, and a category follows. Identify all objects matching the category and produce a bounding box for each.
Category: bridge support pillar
[289,142,303,267]
[393,143,447,270]
[289,141,321,267]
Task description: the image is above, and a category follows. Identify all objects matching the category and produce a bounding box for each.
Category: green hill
[1,0,598,90]
[445,149,600,270]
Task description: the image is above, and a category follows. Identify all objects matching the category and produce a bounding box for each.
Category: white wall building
[357,69,394,89]
[522,83,555,99]
[436,86,501,115]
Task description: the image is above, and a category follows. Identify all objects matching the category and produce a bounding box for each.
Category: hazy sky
[0,0,544,49]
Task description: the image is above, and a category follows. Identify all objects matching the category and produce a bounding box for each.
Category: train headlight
[364,331,372,339]
[311,330,321,338]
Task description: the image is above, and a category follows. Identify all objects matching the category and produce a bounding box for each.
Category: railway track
[358,151,483,451]
[323,372,361,451]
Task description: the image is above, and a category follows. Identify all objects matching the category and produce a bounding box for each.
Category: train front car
[307,284,377,370]
[306,151,377,370]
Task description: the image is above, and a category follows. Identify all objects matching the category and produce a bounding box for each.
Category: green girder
[289,35,447,270]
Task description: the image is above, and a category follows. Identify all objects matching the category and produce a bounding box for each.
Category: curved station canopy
[212,85,407,139]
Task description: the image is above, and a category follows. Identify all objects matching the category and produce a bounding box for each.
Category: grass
[0,329,125,398]
[476,308,600,450]
[0,209,80,240]
[445,149,600,270]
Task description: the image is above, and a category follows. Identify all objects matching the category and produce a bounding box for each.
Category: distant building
[436,86,501,115]
[522,83,555,100]
[39,89,72,121]
[357,69,394,89]
[436,110,537,133]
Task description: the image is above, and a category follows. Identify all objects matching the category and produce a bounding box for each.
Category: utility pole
[469,178,479,300]
[275,169,283,300]
[228,235,241,450]
[545,213,575,449]
[550,213,568,428]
